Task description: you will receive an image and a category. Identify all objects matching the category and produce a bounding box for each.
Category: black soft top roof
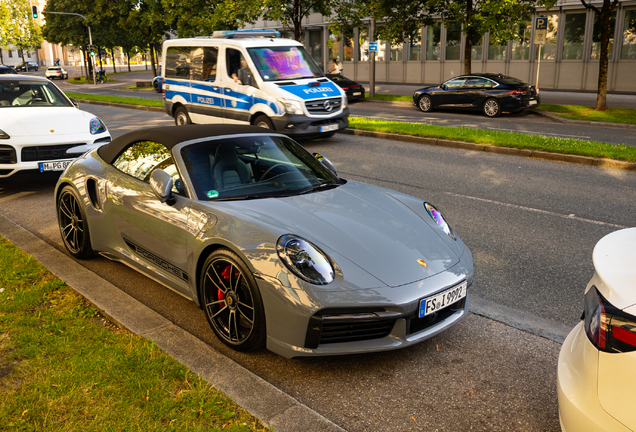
[98,124,272,164]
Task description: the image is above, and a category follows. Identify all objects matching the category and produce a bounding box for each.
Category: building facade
[243,0,636,92]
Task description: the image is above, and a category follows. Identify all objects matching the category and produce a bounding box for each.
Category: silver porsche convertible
[55,125,473,358]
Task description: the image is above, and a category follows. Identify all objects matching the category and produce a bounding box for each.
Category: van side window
[226,48,252,83]
[191,47,218,82]
[165,47,193,79]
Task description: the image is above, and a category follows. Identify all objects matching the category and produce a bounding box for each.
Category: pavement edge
[0,213,345,432]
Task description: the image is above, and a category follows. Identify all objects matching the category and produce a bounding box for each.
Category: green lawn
[534,104,636,125]
[349,117,636,162]
[65,92,163,108]
[66,76,115,84]
[367,94,412,102]
[0,238,269,431]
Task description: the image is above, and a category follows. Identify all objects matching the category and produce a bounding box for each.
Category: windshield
[181,135,341,201]
[0,80,72,107]
[247,46,323,81]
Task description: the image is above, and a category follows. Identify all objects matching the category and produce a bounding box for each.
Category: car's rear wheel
[483,98,502,117]
[253,115,274,130]
[57,185,93,259]
[418,95,433,112]
[153,80,161,93]
[201,249,266,351]
[174,106,192,126]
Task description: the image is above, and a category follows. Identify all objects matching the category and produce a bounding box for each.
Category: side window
[226,48,253,84]
[466,78,487,88]
[445,78,466,89]
[191,47,218,82]
[112,141,180,193]
[165,47,193,79]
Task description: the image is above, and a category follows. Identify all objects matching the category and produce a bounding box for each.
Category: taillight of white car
[584,286,636,352]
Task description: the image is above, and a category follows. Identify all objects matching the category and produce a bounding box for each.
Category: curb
[530,109,636,130]
[0,213,345,432]
[340,129,636,171]
[74,98,636,172]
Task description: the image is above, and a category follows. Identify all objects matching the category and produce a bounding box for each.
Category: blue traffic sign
[369,42,378,52]
[536,17,548,30]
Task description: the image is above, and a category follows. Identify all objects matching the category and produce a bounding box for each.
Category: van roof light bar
[211,30,281,39]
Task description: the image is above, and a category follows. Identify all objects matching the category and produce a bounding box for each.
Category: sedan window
[444,78,467,89]
[465,78,488,87]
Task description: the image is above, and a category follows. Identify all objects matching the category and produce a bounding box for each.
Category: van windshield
[247,46,323,82]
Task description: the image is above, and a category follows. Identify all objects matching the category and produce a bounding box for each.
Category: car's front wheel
[253,115,274,130]
[200,249,266,351]
[174,106,192,126]
[153,80,161,93]
[418,95,434,112]
[57,185,93,259]
[483,98,502,117]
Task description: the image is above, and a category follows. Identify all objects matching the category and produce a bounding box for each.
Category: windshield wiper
[299,183,340,195]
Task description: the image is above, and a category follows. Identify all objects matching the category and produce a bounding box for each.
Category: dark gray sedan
[413,73,540,117]
[55,125,473,358]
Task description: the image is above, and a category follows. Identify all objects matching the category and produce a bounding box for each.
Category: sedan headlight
[0,129,9,139]
[89,117,107,135]
[276,234,334,285]
[277,98,304,115]
[424,202,456,240]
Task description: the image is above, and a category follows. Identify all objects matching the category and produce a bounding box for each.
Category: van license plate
[419,281,467,318]
[39,160,72,172]
[320,124,339,133]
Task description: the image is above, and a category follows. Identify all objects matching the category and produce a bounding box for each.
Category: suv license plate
[353,92,362,96]
[320,124,339,133]
[39,160,72,172]
[528,100,538,106]
[419,281,467,318]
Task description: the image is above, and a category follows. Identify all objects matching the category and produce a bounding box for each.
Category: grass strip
[65,92,163,108]
[533,104,636,125]
[121,85,154,90]
[0,237,269,431]
[367,94,412,102]
[349,117,636,162]
[66,77,115,84]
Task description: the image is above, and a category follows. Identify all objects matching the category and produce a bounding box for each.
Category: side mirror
[238,68,257,87]
[150,169,174,204]
[69,97,79,108]
[312,152,337,176]
[440,84,447,90]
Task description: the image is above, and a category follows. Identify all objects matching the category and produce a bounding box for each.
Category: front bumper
[557,322,630,432]
[271,108,349,138]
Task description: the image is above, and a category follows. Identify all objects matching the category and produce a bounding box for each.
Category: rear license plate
[528,100,538,106]
[39,160,72,172]
[320,124,339,133]
[353,92,362,96]
[419,281,467,318]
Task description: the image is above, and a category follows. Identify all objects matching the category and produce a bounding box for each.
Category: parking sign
[534,17,548,45]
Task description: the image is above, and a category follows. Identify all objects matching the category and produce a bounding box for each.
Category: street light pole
[44,12,96,85]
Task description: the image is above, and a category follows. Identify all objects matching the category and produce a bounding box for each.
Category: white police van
[161,30,349,138]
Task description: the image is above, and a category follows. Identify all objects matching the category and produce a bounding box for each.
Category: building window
[307,30,322,64]
[328,30,339,62]
[390,40,402,61]
[344,36,354,61]
[426,23,441,60]
[446,22,462,61]
[621,9,636,60]
[536,14,558,60]
[27,52,31,58]
[471,33,483,60]
[408,29,421,61]
[8,50,12,58]
[489,38,506,60]
[562,13,586,60]
[359,27,369,61]
[512,21,531,60]
[591,11,616,60]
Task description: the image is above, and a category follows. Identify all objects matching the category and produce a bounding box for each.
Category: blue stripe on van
[278,82,341,100]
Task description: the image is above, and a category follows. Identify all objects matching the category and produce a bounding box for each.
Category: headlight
[342,96,347,109]
[89,117,107,135]
[0,129,9,139]
[277,98,304,115]
[276,234,334,285]
[424,202,456,240]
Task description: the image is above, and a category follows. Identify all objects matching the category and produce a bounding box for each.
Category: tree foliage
[5,0,43,61]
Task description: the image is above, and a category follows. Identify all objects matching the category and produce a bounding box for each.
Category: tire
[483,98,502,117]
[57,185,93,259]
[153,80,161,93]
[174,106,192,126]
[418,95,433,112]
[253,115,274,130]
[200,249,266,351]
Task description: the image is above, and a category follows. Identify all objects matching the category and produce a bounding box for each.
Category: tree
[212,0,338,42]
[331,0,555,75]
[8,0,43,62]
[0,1,11,64]
[126,0,172,77]
[579,0,618,111]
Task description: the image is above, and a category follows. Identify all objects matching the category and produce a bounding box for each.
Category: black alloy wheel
[418,95,433,112]
[153,80,161,93]
[201,249,266,351]
[483,98,502,117]
[57,185,93,259]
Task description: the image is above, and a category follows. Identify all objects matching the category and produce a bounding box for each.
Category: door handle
[224,87,232,92]
[213,86,219,90]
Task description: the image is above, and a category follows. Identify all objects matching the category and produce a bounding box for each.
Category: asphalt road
[3,105,636,430]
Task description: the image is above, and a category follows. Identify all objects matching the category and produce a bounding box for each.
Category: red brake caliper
[218,265,231,308]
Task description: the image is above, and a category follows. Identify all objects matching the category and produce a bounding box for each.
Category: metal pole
[370,20,375,98]
[535,45,541,89]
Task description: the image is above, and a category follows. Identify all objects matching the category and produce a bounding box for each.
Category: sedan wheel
[153,81,161,93]
[483,98,502,117]
[57,185,93,259]
[174,107,192,126]
[418,95,433,112]
[201,249,266,351]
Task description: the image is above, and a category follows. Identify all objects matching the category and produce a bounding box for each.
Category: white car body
[45,67,68,79]
[0,76,111,178]
[558,227,636,432]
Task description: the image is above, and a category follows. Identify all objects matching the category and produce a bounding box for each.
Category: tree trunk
[149,44,157,77]
[293,0,302,42]
[144,53,148,70]
[595,2,612,111]
[464,0,473,74]
[0,50,3,64]
[111,48,116,73]
[126,50,131,72]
